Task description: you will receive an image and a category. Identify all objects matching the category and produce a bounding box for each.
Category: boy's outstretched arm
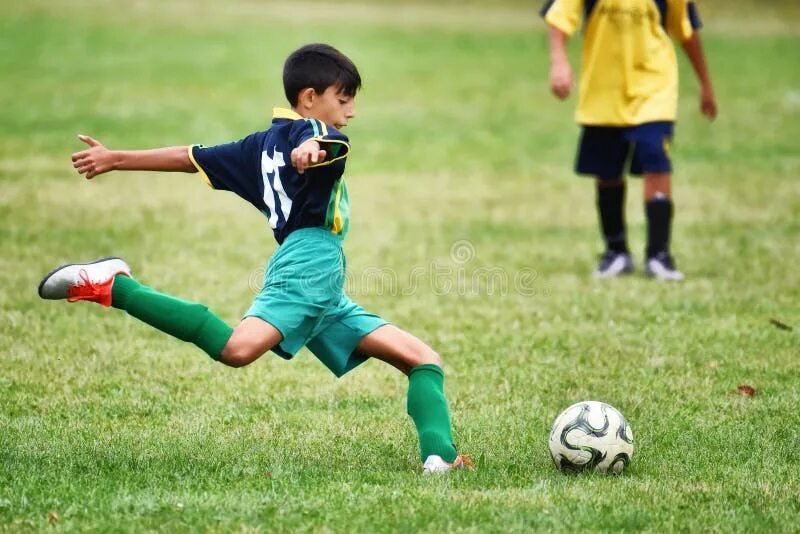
[681,33,717,120]
[71,135,196,179]
[547,26,573,100]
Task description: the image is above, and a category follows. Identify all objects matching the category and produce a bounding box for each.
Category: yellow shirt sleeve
[665,0,695,42]
[543,0,583,37]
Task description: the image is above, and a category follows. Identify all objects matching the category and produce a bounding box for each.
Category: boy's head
[283,43,361,129]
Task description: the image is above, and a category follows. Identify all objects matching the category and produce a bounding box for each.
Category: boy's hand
[700,86,718,120]
[72,135,116,179]
[549,60,573,100]
[291,139,327,174]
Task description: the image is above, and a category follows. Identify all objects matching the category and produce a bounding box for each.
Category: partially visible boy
[38,44,472,473]
[541,0,717,280]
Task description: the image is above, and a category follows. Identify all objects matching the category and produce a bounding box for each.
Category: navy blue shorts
[575,122,674,178]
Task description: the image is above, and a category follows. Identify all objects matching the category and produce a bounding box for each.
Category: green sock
[407,363,457,463]
[110,275,233,360]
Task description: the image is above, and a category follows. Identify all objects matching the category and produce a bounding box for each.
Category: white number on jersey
[260,148,293,229]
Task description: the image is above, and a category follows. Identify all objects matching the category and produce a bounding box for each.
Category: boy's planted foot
[38,257,131,307]
[645,252,684,281]
[422,454,475,474]
[593,250,634,278]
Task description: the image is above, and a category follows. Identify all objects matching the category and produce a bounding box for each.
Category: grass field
[2,0,800,531]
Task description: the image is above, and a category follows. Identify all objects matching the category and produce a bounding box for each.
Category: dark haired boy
[541,0,717,280]
[39,43,471,473]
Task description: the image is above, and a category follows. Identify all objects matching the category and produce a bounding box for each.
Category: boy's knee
[419,349,443,368]
[597,177,624,188]
[219,317,280,367]
[220,340,263,368]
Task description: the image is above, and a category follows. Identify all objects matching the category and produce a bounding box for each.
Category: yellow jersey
[542,0,701,126]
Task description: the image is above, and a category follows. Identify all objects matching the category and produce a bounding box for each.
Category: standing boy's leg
[596,177,629,254]
[643,171,673,258]
[356,325,470,471]
[631,122,684,281]
[643,172,683,280]
[594,178,634,277]
[576,127,633,277]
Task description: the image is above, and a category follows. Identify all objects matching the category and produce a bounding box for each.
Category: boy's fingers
[307,150,327,166]
[78,134,100,147]
[701,101,717,120]
[550,82,568,99]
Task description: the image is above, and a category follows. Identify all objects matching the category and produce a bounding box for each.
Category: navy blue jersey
[189,108,351,244]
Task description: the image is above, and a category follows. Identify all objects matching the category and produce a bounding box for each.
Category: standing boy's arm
[681,33,717,120]
[547,26,573,100]
[71,135,196,179]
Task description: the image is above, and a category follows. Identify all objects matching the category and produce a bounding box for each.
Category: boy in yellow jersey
[541,0,717,280]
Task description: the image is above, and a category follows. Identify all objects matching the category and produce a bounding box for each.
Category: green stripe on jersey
[306,118,320,138]
[324,178,350,236]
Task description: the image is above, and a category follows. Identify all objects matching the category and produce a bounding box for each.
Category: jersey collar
[273,107,303,120]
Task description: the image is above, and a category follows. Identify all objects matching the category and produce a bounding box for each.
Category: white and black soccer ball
[548,401,634,474]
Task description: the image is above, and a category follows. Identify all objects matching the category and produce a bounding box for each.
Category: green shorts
[245,227,387,377]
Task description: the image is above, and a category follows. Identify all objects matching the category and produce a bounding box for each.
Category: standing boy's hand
[681,32,717,121]
[550,60,573,100]
[72,135,116,179]
[547,26,573,100]
[700,85,717,120]
[291,139,327,174]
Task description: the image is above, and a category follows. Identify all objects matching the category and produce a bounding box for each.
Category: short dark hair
[283,44,362,106]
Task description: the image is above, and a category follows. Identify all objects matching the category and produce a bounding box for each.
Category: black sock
[597,182,628,253]
[645,197,673,258]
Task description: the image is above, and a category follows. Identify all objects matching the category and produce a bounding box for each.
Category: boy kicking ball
[38,43,472,474]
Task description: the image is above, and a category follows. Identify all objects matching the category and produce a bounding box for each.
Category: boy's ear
[297,88,316,110]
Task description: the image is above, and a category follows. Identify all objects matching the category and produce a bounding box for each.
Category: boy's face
[300,86,356,129]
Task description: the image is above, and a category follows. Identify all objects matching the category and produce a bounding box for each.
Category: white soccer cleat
[593,251,635,279]
[38,257,131,307]
[422,454,475,474]
[644,252,684,281]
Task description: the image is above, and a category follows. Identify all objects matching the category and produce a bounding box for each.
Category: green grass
[2,0,800,531]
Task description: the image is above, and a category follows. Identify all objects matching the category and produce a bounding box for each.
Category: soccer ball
[548,401,634,474]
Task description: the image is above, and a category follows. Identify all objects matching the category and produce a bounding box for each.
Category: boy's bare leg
[355,324,441,374]
[598,177,624,189]
[357,325,469,472]
[220,317,282,368]
[643,172,671,200]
